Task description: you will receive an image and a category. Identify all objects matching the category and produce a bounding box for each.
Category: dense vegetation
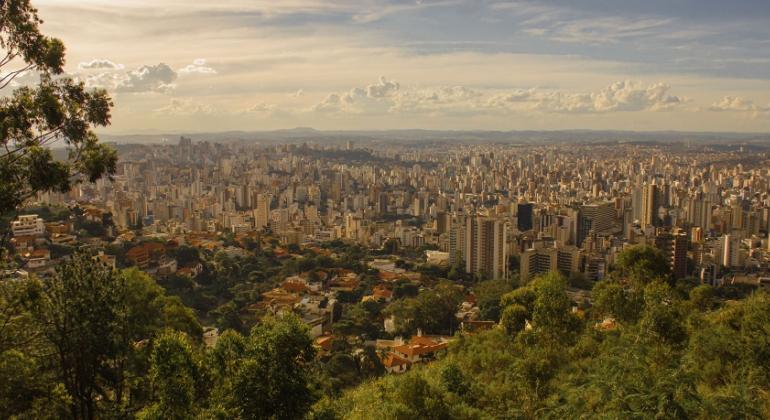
[4,244,770,419]
[312,251,770,419]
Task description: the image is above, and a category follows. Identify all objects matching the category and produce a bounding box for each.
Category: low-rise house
[93,251,117,269]
[177,262,203,278]
[382,353,412,374]
[158,256,178,275]
[314,335,335,356]
[50,233,78,246]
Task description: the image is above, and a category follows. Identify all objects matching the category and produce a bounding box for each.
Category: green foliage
[26,251,132,418]
[139,330,199,420]
[592,278,643,323]
[221,314,316,419]
[334,301,382,339]
[612,244,671,284]
[689,284,717,311]
[473,279,514,321]
[0,253,206,418]
[385,281,465,336]
[1,0,116,240]
[317,268,770,419]
[500,304,528,335]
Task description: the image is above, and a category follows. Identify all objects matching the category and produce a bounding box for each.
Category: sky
[21,0,770,133]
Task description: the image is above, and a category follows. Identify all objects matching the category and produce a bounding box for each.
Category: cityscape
[3,1,770,419]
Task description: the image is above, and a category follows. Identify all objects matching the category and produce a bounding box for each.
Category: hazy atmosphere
[29,0,770,133]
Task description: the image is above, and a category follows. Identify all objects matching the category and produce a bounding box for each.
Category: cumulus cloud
[709,96,770,117]
[178,58,217,75]
[313,78,683,116]
[78,59,124,70]
[392,85,483,113]
[246,102,277,113]
[367,76,400,98]
[487,81,684,113]
[116,63,178,93]
[313,76,400,113]
[155,98,213,116]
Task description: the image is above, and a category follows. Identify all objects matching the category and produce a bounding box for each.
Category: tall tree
[227,314,316,419]
[27,252,129,419]
[138,330,199,420]
[0,0,116,246]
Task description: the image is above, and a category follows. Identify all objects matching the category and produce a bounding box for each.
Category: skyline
[25,0,770,133]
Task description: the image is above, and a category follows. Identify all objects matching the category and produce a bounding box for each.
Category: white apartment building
[11,215,45,237]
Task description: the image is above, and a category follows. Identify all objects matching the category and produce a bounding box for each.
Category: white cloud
[487,81,684,113]
[116,63,177,93]
[246,102,277,113]
[3,70,42,88]
[155,98,213,115]
[709,96,770,118]
[391,85,483,113]
[367,76,400,98]
[314,78,683,116]
[313,76,400,113]
[78,59,124,70]
[178,58,217,75]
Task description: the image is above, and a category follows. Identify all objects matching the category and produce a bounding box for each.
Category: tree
[385,281,464,336]
[611,245,670,284]
[395,374,450,420]
[501,304,528,335]
[530,273,581,342]
[689,284,717,312]
[474,279,513,321]
[26,251,130,419]
[639,281,686,346]
[138,330,199,420]
[592,279,643,323]
[226,314,316,419]
[0,0,117,246]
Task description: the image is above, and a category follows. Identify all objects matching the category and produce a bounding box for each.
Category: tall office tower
[577,201,616,245]
[412,196,423,217]
[631,186,643,222]
[465,217,508,280]
[654,229,688,279]
[686,194,712,230]
[641,183,659,227]
[517,202,534,232]
[720,234,740,267]
[730,204,745,232]
[255,193,272,229]
[375,192,387,214]
[448,214,468,266]
[436,211,451,235]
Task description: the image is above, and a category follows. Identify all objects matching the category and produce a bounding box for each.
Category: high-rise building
[641,183,659,227]
[466,217,508,280]
[520,245,581,282]
[654,229,688,279]
[449,214,507,280]
[254,193,272,229]
[720,234,740,267]
[517,202,533,232]
[577,201,615,245]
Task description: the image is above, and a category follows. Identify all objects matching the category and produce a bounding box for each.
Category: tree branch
[0,64,34,90]
[0,51,17,68]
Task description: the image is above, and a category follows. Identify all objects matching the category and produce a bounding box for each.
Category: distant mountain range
[99,128,770,146]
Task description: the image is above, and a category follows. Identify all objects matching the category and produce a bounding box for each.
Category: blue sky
[26,0,770,132]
